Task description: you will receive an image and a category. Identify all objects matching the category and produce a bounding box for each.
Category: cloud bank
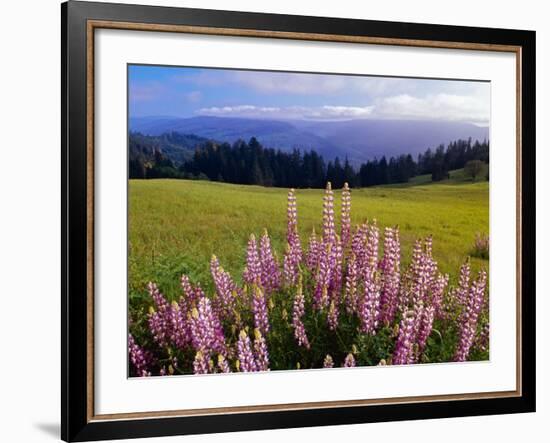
[197,92,489,125]
[197,104,375,120]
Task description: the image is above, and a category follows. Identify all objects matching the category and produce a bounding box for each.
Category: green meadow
[128,172,489,303]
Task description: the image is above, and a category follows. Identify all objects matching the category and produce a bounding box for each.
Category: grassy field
[128,172,489,303]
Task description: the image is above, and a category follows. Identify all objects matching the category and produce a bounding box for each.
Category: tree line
[129,134,489,188]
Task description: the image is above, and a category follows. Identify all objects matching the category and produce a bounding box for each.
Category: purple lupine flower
[424,235,434,259]
[148,307,169,347]
[305,228,320,273]
[416,304,435,356]
[189,294,226,356]
[292,279,310,349]
[193,350,210,375]
[323,354,334,368]
[341,182,352,247]
[283,248,302,286]
[322,182,336,245]
[424,237,437,291]
[475,321,490,353]
[283,189,302,286]
[180,274,199,307]
[243,234,262,286]
[378,227,401,324]
[358,222,380,334]
[313,241,332,310]
[253,329,270,371]
[344,353,356,368]
[344,253,359,314]
[286,188,299,246]
[364,221,379,272]
[259,229,281,293]
[177,274,201,345]
[409,240,426,294]
[431,273,449,320]
[410,237,435,295]
[454,270,488,362]
[169,300,190,350]
[327,300,340,331]
[410,289,426,355]
[237,330,257,372]
[313,184,343,314]
[217,354,231,373]
[283,244,299,287]
[252,285,270,335]
[454,259,471,311]
[128,334,153,377]
[210,255,239,317]
[397,237,437,350]
[327,238,344,330]
[148,281,169,311]
[351,223,368,270]
[400,237,444,356]
[393,310,416,365]
[359,272,381,334]
[147,282,171,347]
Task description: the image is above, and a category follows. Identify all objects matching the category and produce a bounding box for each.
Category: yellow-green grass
[129,175,489,300]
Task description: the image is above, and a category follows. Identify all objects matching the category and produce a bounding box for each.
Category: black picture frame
[62,1,536,441]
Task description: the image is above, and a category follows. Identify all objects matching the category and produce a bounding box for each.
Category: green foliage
[464,159,487,181]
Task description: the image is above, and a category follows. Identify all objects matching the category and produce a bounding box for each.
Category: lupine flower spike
[259,229,281,293]
[210,255,239,317]
[252,285,270,335]
[292,276,310,349]
[323,354,334,369]
[344,353,356,368]
[253,329,270,371]
[454,270,488,362]
[237,330,257,372]
[305,228,320,272]
[128,334,153,377]
[243,234,261,286]
[283,189,302,285]
[217,354,231,373]
[341,182,352,247]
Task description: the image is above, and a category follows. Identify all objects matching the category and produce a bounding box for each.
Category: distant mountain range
[129,116,489,164]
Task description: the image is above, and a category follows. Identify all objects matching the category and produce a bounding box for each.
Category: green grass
[128,171,489,302]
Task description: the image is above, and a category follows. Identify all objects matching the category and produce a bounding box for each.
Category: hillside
[385,165,490,187]
[129,116,489,164]
[129,132,211,165]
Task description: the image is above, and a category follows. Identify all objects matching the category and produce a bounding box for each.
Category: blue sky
[128,64,490,126]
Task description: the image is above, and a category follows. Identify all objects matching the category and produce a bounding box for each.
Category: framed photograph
[61,1,535,441]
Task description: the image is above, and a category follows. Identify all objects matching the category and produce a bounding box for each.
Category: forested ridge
[129,132,489,187]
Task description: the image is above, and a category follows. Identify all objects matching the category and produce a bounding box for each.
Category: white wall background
[0,0,546,442]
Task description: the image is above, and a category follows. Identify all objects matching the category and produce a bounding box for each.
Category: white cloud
[374,93,490,125]
[196,92,489,125]
[197,104,374,120]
